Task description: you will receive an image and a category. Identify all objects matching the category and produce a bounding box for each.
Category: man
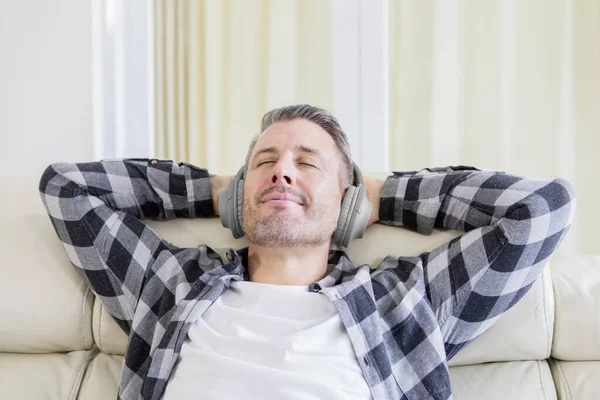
[39,104,575,400]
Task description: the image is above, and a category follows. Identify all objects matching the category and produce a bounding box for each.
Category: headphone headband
[351,162,363,185]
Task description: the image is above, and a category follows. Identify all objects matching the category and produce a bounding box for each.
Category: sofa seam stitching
[550,262,561,359]
[81,284,91,349]
[541,270,551,357]
[99,302,104,352]
[557,360,572,400]
[536,360,548,400]
[69,348,98,400]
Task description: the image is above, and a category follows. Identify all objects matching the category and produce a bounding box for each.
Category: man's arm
[375,167,575,359]
[39,159,218,333]
[364,176,385,227]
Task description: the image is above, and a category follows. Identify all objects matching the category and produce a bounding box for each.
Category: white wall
[0,0,93,177]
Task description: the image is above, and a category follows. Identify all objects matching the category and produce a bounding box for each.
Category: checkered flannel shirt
[39,159,575,400]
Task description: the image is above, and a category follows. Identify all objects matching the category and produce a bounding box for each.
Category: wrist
[364,177,384,226]
[210,176,221,216]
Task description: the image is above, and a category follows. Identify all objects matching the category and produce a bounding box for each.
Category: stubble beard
[243,196,337,248]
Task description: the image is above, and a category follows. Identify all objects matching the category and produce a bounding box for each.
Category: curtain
[154,0,599,254]
[388,0,599,254]
[154,0,334,175]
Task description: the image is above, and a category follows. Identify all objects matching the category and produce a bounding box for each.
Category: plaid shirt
[39,159,575,400]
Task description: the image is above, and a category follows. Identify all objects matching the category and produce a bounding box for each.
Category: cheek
[244,175,266,200]
[309,180,342,209]
[242,182,258,205]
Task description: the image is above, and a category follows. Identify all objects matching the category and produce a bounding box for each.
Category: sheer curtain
[387,0,599,254]
[153,0,333,175]
[154,0,599,254]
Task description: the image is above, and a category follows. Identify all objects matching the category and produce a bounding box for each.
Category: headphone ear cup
[333,186,356,246]
[234,178,245,237]
[219,168,246,239]
[345,183,371,244]
[334,162,372,247]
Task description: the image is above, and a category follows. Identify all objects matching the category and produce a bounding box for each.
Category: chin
[246,218,332,248]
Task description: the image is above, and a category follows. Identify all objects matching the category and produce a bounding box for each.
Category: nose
[271,158,296,186]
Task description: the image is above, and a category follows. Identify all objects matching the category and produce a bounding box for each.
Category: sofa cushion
[551,255,600,360]
[0,350,97,400]
[93,298,127,355]
[78,353,124,400]
[449,361,557,400]
[549,360,600,400]
[0,177,94,353]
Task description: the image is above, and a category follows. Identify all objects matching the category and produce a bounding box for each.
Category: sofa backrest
[0,177,94,354]
[551,253,600,361]
[1,176,597,368]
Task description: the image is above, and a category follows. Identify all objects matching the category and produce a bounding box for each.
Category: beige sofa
[0,176,598,400]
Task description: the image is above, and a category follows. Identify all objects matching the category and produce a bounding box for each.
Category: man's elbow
[39,163,59,194]
[543,178,577,232]
[39,162,83,198]
[504,178,576,247]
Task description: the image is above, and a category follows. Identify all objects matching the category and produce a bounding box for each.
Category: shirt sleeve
[38,158,217,334]
[378,167,576,359]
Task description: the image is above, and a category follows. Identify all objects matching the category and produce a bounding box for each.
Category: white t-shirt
[162,280,373,399]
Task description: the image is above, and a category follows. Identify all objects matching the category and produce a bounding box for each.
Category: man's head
[242,104,353,248]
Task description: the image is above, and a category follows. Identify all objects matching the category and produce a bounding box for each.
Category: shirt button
[151,159,158,165]
[446,167,452,172]
[309,283,321,292]
[226,252,234,261]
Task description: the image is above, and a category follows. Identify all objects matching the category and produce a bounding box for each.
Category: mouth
[263,199,301,207]
[260,193,304,206]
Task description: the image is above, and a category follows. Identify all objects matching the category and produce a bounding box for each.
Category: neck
[247,242,331,286]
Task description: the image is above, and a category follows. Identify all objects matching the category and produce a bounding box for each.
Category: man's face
[243,119,344,248]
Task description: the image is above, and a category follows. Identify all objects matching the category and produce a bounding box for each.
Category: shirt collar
[225,247,360,290]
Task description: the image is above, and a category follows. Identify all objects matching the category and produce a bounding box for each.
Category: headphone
[219,162,372,248]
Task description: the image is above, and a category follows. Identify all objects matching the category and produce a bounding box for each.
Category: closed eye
[256,160,318,168]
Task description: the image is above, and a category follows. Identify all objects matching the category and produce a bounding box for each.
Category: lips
[260,192,304,205]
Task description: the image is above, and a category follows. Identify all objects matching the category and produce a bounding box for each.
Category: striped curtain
[154,0,600,254]
[153,0,334,175]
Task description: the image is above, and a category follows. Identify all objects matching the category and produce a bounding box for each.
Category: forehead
[251,119,337,157]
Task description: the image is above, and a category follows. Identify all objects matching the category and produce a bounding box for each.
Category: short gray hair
[243,104,353,189]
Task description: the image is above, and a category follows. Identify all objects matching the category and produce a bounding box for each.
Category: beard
[243,186,338,248]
